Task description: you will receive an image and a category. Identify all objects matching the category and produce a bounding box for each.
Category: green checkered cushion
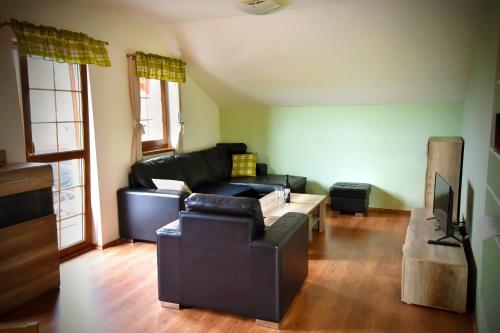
[231,153,257,177]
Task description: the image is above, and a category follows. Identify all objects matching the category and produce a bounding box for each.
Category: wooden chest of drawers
[0,163,60,314]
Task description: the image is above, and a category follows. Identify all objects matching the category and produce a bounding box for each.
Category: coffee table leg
[319,199,326,232]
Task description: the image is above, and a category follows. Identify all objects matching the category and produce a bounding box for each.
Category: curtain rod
[0,21,110,45]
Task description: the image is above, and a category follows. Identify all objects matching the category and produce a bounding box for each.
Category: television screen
[433,173,453,236]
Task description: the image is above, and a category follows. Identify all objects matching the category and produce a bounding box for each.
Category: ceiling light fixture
[234,0,288,15]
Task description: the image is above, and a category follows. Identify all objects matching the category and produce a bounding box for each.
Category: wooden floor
[0,210,473,332]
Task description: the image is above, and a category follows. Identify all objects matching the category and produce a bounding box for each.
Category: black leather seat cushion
[184,193,265,237]
[329,182,371,199]
[196,183,257,197]
[227,175,307,195]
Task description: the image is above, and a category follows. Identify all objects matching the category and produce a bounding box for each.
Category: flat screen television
[430,173,461,246]
[433,173,453,234]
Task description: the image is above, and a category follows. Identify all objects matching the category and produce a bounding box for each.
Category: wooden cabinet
[401,208,468,313]
[425,137,464,222]
[0,163,60,315]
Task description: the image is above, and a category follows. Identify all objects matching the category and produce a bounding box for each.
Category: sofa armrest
[250,212,309,323]
[117,187,189,242]
[256,163,268,176]
[157,220,182,303]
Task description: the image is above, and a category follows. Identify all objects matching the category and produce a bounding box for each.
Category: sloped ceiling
[81,0,482,107]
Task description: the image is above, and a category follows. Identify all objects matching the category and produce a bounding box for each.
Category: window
[19,55,91,256]
[139,78,179,155]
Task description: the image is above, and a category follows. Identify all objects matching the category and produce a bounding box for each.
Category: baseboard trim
[325,203,410,215]
[61,245,94,262]
[368,207,410,215]
[95,238,125,250]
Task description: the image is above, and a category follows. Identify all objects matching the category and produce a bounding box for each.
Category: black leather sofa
[118,143,307,242]
[157,194,309,326]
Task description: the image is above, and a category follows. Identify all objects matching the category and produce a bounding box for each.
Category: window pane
[50,162,60,192]
[140,98,148,119]
[29,90,56,123]
[53,191,59,221]
[149,116,164,140]
[140,78,164,142]
[168,82,180,117]
[58,122,83,151]
[32,123,57,154]
[140,120,150,141]
[60,186,84,218]
[139,77,149,97]
[58,214,84,249]
[59,159,84,190]
[27,57,54,89]
[54,62,80,91]
[56,91,82,122]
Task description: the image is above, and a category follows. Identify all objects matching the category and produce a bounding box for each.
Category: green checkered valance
[9,19,111,67]
[135,51,186,83]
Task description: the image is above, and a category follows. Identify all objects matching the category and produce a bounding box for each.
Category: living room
[0,0,499,332]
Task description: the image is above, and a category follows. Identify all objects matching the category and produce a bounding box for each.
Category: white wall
[181,76,220,151]
[0,0,220,245]
[459,1,500,331]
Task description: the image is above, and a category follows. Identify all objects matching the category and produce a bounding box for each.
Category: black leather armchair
[156,194,309,327]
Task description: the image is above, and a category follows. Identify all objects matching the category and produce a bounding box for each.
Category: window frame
[140,79,175,155]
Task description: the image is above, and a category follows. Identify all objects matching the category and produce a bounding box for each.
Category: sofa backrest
[130,143,247,190]
[131,154,185,189]
[183,193,265,240]
[178,196,257,314]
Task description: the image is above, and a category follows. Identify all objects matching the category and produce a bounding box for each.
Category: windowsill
[143,147,176,156]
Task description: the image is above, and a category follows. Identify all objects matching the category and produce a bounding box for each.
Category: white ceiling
[80,0,482,107]
[81,0,336,23]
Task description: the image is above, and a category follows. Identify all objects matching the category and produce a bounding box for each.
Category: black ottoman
[329,182,371,216]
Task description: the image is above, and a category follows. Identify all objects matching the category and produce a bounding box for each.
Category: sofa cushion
[227,174,307,196]
[231,153,257,177]
[196,183,256,197]
[216,143,247,171]
[131,155,185,188]
[175,151,214,190]
[202,147,231,180]
[184,193,265,237]
[216,143,247,155]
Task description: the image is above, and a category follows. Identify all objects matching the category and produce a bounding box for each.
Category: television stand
[401,208,467,313]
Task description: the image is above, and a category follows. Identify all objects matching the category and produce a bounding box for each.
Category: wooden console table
[0,163,60,314]
[401,208,468,313]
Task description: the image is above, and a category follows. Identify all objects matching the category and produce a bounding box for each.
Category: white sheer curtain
[127,57,144,163]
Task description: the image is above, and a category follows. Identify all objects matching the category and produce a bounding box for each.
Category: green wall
[220,103,463,210]
[459,0,500,331]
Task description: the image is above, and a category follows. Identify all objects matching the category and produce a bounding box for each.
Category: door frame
[19,56,93,258]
